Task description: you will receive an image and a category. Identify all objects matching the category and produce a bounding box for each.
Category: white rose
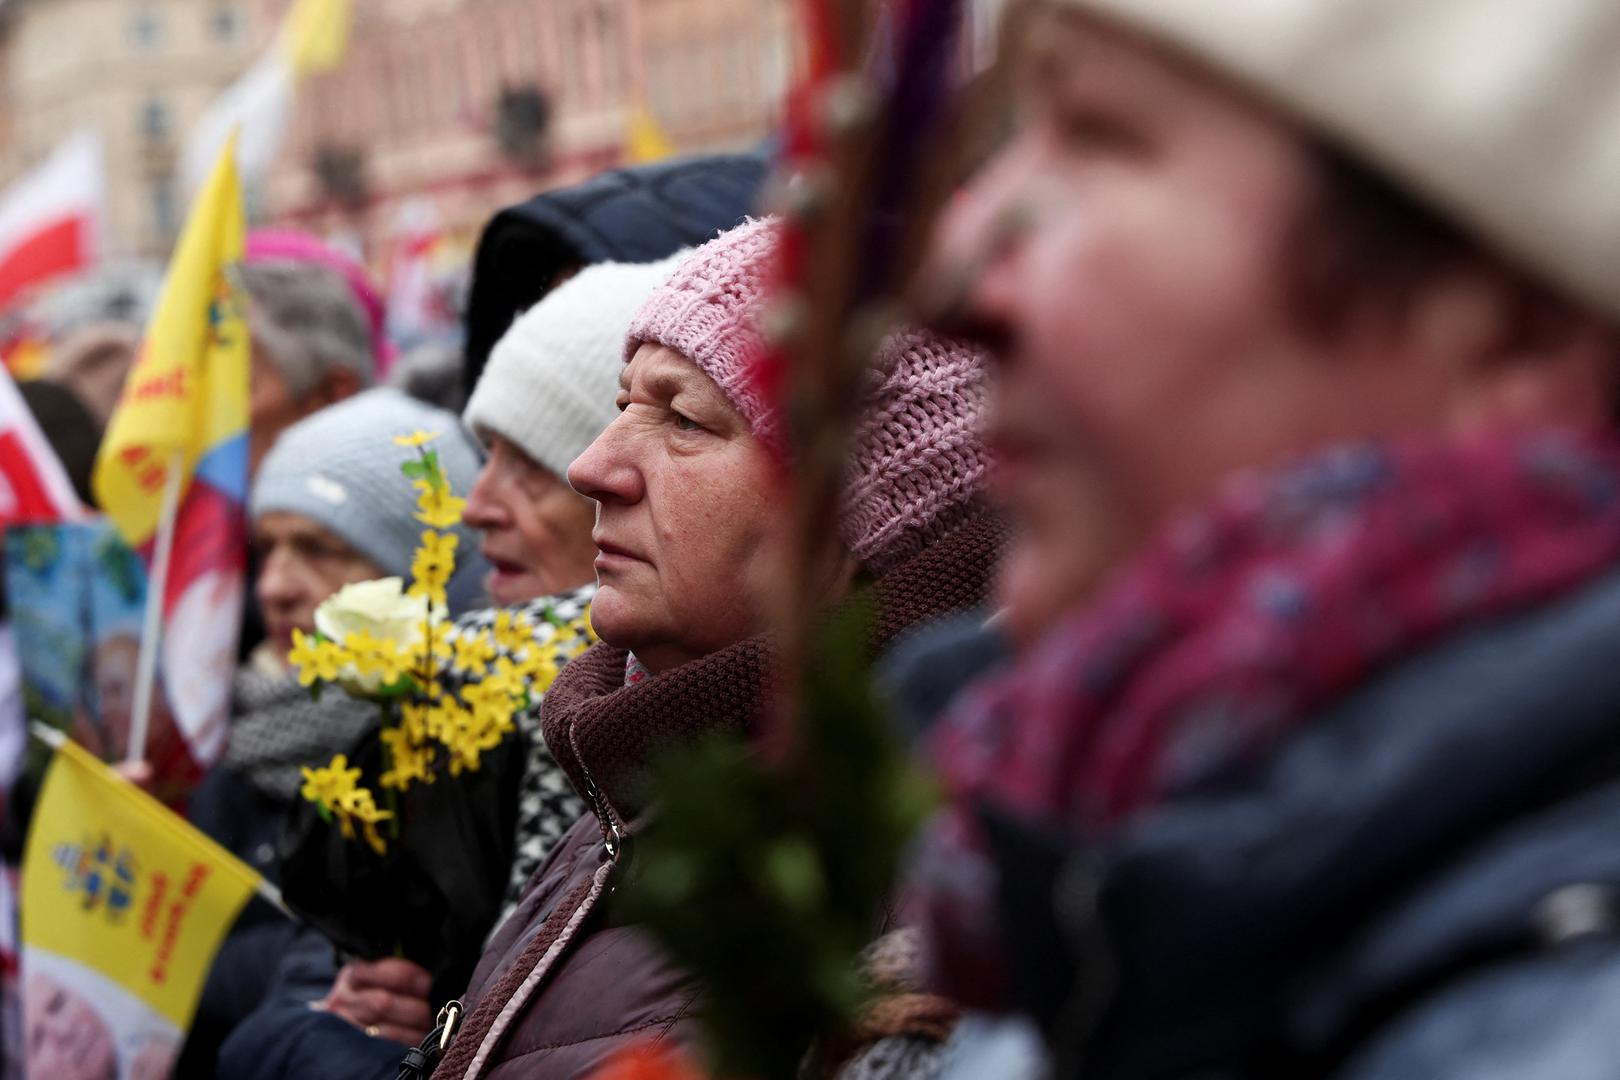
[313,578,431,694]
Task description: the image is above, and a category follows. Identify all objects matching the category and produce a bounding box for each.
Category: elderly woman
[906,3,1620,1078]
[218,257,690,1080]
[181,389,487,1072]
[426,218,1000,1079]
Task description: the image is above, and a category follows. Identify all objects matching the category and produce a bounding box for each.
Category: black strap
[397,1000,463,1080]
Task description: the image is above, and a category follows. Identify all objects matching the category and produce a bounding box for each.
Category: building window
[597,4,623,99]
[140,98,171,141]
[210,6,241,43]
[128,9,164,50]
[150,174,178,238]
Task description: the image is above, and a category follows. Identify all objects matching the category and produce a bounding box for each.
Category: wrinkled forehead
[621,342,733,408]
[251,509,344,545]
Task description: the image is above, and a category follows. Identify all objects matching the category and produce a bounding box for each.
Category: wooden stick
[127,448,184,764]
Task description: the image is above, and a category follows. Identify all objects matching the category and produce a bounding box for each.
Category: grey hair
[240,259,376,396]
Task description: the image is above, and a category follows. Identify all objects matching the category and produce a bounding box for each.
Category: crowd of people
[10,0,1620,1077]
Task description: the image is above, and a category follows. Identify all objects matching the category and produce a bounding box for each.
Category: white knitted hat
[1053,0,1620,320]
[463,254,685,478]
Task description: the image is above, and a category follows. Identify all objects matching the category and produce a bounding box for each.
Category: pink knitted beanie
[626,218,991,575]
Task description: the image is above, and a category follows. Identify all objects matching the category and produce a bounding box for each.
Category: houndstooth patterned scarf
[451,583,597,926]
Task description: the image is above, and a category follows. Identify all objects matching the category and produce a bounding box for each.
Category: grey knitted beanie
[250,388,490,613]
[463,253,685,478]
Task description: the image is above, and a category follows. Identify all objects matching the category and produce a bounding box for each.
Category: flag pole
[127,448,185,765]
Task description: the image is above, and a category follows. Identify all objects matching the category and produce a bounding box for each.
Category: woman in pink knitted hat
[426,218,1002,1080]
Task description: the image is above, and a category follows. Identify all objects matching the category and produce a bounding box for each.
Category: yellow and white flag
[181,0,353,195]
[21,732,263,1078]
[92,135,250,773]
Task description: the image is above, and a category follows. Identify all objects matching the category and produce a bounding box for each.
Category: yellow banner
[281,0,352,76]
[626,103,676,164]
[22,737,261,1032]
[92,133,249,548]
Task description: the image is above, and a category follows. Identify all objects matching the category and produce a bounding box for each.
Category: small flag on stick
[92,134,250,776]
[21,726,277,1079]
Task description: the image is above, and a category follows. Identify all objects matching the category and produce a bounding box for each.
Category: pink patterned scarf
[915,430,1620,1006]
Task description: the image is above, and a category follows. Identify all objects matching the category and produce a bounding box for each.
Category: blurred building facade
[0,0,260,257]
[264,0,795,256]
[0,0,792,263]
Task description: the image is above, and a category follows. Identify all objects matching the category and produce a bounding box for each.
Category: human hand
[113,760,155,792]
[315,957,433,1046]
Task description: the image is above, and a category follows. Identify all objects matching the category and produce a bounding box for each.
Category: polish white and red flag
[0,368,87,526]
[0,363,87,796]
[0,130,106,311]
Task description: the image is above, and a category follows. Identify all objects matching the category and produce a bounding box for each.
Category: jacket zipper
[577,756,625,863]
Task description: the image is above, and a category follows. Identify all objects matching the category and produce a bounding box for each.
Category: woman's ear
[315,366,364,407]
[831,548,865,595]
[1427,269,1620,437]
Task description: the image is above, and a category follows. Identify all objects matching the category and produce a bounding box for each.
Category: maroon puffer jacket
[433,513,1006,1079]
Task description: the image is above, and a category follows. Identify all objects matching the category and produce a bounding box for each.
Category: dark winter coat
[461,150,769,394]
[975,562,1620,1080]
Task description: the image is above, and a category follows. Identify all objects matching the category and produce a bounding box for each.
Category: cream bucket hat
[1053,0,1620,319]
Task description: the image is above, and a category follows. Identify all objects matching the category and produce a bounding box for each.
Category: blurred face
[990,369,1126,645]
[27,974,117,1080]
[93,635,139,749]
[254,511,385,655]
[248,346,305,478]
[568,344,789,674]
[248,342,360,477]
[461,434,598,605]
[934,10,1463,630]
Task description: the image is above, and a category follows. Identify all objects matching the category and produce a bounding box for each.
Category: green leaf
[640,852,699,904]
[420,449,445,488]
[763,837,825,911]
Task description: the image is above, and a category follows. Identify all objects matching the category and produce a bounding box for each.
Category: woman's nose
[567,416,642,504]
[461,461,512,532]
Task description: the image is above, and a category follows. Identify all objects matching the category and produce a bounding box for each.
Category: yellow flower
[516,647,561,689]
[393,429,440,448]
[299,754,362,808]
[419,530,458,571]
[492,610,536,654]
[414,479,467,530]
[401,702,435,742]
[378,726,435,790]
[408,576,447,612]
[364,636,409,687]
[288,630,325,686]
[429,620,455,662]
[336,631,409,689]
[333,787,395,855]
[451,631,496,677]
[409,530,458,610]
[442,712,504,776]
